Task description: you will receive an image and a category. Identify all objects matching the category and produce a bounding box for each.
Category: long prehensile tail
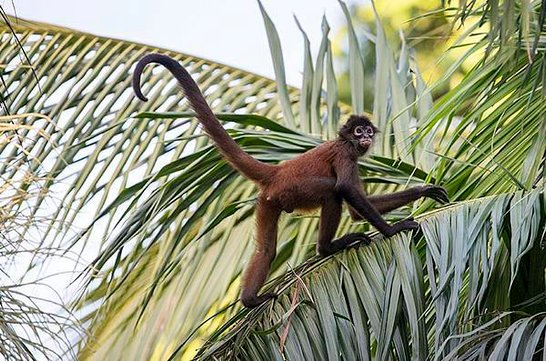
[132,53,276,184]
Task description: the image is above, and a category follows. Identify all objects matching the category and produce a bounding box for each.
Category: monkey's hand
[421,185,449,204]
[385,217,419,237]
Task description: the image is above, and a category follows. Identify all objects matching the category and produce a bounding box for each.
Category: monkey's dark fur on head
[133,53,449,308]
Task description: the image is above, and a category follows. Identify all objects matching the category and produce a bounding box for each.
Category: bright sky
[7,0,363,85]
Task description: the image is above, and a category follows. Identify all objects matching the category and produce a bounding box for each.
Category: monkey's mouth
[359,139,371,147]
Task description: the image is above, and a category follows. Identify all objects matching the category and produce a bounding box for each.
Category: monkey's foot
[337,232,372,248]
[318,233,372,256]
[241,292,277,308]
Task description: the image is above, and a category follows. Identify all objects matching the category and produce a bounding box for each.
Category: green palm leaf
[414,1,546,199]
[195,188,546,360]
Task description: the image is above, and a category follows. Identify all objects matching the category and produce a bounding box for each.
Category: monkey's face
[339,115,378,153]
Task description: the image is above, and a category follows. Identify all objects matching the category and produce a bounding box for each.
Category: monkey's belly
[279,196,321,213]
[274,183,335,213]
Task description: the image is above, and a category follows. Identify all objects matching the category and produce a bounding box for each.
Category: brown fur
[133,54,449,308]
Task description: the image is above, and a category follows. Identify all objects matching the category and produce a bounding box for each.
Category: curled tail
[133,53,276,184]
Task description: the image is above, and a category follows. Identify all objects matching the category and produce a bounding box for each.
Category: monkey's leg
[336,183,419,237]
[240,200,281,308]
[316,197,369,256]
[369,188,425,213]
[348,188,423,219]
[349,186,448,219]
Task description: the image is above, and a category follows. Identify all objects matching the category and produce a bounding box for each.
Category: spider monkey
[132,54,449,308]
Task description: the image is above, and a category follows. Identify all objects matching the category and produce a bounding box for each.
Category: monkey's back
[261,141,350,212]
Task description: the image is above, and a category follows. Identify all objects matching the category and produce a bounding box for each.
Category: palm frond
[0,114,81,360]
[414,0,546,200]
[194,188,546,360]
[0,14,303,252]
[443,312,546,360]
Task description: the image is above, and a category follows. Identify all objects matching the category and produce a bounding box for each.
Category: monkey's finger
[436,188,450,203]
[434,192,449,203]
[429,188,449,203]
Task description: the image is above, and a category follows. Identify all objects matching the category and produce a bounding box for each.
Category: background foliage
[333,0,473,106]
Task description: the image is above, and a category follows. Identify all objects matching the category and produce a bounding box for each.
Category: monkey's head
[339,115,378,153]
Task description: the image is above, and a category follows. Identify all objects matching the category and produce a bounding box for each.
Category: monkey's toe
[317,246,335,257]
[318,233,372,257]
[241,292,277,308]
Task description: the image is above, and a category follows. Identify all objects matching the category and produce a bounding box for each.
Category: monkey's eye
[354,126,364,136]
[366,127,374,136]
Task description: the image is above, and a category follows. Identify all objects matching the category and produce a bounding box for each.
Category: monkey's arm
[334,161,418,237]
[348,185,449,219]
